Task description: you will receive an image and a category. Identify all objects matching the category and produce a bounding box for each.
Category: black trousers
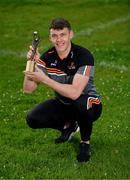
[26,95,102,141]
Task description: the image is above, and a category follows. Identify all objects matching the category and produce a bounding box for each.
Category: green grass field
[0,0,130,179]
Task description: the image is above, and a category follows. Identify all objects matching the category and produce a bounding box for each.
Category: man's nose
[56,35,62,41]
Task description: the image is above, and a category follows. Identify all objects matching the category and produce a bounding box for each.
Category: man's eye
[52,34,57,38]
[61,33,66,37]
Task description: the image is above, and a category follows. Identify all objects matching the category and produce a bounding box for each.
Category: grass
[0,0,130,179]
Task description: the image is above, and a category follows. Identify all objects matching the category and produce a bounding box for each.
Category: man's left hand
[24,66,48,83]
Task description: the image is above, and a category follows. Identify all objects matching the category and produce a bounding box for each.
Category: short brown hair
[49,18,71,30]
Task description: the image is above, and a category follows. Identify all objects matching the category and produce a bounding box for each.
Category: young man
[23,18,102,162]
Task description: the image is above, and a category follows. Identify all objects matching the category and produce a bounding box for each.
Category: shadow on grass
[69,137,80,154]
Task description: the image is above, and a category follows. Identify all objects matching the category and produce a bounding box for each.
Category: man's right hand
[27,45,40,61]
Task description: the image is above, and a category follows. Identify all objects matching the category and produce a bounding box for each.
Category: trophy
[26,31,40,72]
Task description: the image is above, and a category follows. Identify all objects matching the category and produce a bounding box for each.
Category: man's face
[49,27,73,55]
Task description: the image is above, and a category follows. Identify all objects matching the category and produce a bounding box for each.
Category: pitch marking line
[0,14,130,71]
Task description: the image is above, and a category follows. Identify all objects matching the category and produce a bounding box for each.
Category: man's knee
[26,112,37,129]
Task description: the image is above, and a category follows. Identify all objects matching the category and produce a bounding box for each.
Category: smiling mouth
[57,43,64,47]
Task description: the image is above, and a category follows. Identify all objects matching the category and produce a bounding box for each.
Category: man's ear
[70,30,74,39]
[49,34,51,42]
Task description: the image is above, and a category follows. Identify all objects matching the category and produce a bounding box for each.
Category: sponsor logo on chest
[50,59,58,67]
